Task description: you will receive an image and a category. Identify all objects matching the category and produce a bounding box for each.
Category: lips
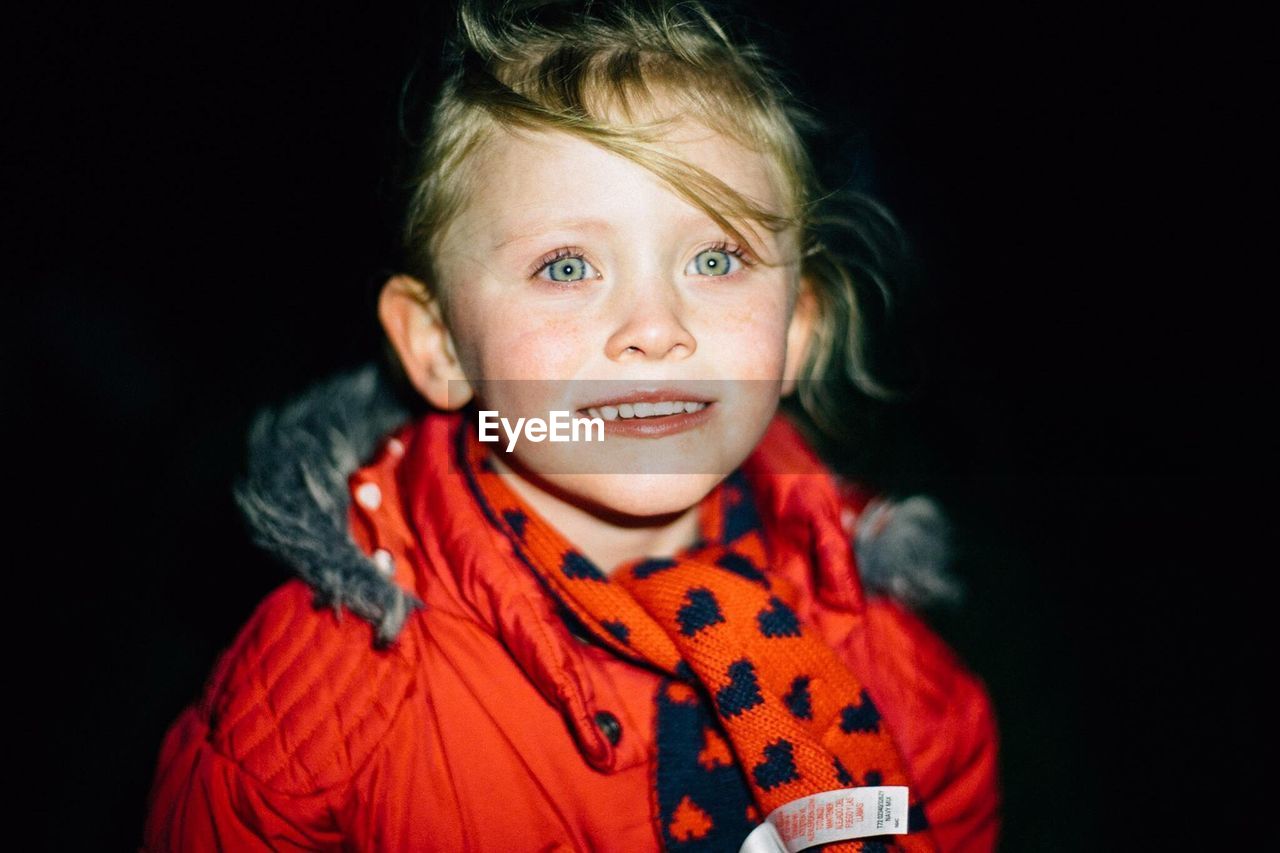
[575,388,715,422]
[574,388,716,438]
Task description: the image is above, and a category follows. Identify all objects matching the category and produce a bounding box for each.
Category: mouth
[575,389,714,421]
[574,389,716,437]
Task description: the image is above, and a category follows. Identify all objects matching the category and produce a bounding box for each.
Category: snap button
[371,549,395,577]
[355,482,382,511]
[594,710,622,746]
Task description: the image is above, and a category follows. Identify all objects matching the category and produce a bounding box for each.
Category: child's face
[421,121,812,518]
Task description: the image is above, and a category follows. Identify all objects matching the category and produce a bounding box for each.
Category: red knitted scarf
[460,420,937,852]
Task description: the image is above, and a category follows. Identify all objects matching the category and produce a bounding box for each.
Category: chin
[557,472,724,520]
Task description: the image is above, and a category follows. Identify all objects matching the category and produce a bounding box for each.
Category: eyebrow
[490,211,755,252]
[492,218,615,251]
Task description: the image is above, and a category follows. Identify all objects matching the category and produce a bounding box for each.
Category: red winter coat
[143,377,1001,852]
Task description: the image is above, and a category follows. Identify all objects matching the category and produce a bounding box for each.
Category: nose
[603,283,697,362]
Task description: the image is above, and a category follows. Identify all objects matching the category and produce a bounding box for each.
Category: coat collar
[233,361,961,650]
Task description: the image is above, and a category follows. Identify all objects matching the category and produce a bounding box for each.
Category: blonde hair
[398,0,913,442]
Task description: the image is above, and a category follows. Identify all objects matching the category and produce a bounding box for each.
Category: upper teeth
[585,401,708,420]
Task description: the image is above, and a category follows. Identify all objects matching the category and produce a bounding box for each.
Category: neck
[488,455,702,575]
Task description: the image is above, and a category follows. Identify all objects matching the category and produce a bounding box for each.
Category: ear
[781,277,818,397]
[378,275,473,410]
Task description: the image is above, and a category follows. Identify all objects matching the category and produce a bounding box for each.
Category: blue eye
[548,257,588,282]
[535,250,597,283]
[688,242,750,277]
[693,250,733,276]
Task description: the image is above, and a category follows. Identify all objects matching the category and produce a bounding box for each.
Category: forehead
[449,120,785,248]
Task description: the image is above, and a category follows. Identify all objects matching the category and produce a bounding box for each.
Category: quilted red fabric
[143,411,1001,851]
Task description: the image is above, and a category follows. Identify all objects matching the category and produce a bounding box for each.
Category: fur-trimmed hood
[232,361,961,646]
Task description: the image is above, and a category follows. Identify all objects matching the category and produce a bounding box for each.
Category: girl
[143,1,1000,850]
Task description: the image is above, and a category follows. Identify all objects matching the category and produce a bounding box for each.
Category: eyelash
[703,241,756,270]
[530,241,756,282]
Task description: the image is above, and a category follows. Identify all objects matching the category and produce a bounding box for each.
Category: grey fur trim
[233,362,959,649]
[232,362,424,648]
[855,495,962,608]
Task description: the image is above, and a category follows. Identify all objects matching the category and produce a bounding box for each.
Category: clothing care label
[738,786,910,853]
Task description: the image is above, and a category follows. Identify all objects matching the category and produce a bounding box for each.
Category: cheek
[702,287,792,378]
[481,317,593,381]
[450,290,593,381]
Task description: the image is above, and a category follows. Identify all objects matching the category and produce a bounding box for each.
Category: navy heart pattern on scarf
[839,688,883,734]
[561,550,607,582]
[757,596,801,638]
[752,738,800,790]
[714,552,771,588]
[783,674,813,720]
[677,588,726,636]
[716,659,764,717]
[634,557,679,578]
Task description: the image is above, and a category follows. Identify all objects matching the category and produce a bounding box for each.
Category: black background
[13,1,1265,849]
